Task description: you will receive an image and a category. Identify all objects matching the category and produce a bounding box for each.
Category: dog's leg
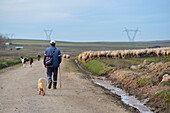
[39,91,41,95]
[39,89,41,95]
[42,87,45,96]
[42,90,45,96]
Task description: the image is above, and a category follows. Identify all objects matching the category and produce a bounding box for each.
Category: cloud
[0,0,72,22]
[1,12,71,23]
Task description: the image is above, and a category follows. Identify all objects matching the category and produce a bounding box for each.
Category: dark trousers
[47,67,58,87]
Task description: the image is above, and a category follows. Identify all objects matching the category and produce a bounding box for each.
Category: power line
[5,34,14,39]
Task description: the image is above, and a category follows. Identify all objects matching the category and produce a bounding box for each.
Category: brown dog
[38,78,47,96]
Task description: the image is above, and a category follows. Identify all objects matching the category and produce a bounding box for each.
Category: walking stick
[58,66,62,88]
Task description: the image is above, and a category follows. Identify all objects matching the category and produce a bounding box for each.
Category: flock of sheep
[78,47,170,63]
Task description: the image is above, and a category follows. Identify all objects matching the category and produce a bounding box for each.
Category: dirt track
[0,60,130,113]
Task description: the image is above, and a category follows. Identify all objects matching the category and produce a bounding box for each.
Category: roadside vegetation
[78,54,170,112]
[0,58,21,69]
[80,60,114,76]
[79,56,170,75]
[154,90,170,105]
[0,55,38,69]
[162,81,170,87]
[137,78,154,86]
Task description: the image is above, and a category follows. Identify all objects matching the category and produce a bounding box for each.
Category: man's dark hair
[50,43,55,46]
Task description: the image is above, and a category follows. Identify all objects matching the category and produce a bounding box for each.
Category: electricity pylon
[123,28,140,42]
[44,29,53,40]
[5,34,14,39]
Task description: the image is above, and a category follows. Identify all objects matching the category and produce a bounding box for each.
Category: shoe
[53,86,56,89]
[48,80,52,89]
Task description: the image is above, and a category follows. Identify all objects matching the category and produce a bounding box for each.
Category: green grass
[10,39,170,47]
[137,56,170,63]
[0,56,37,69]
[137,78,154,86]
[155,90,170,104]
[79,55,170,76]
[0,58,21,69]
[9,39,150,51]
[162,81,170,87]
[10,39,49,45]
[7,39,170,52]
[99,56,170,69]
[81,60,114,76]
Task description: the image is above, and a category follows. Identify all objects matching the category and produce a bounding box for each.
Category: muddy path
[0,60,130,113]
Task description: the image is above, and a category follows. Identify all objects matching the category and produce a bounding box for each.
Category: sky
[0,0,170,42]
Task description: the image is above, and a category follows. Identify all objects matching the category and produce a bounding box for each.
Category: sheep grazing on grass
[77,47,170,63]
[106,51,111,58]
[62,54,66,59]
[161,50,167,56]
[111,51,120,58]
[66,54,70,59]
[97,51,101,58]
[100,51,107,58]
[155,49,161,57]
[82,55,89,63]
[166,50,170,56]
[135,49,145,57]
[78,54,82,61]
[93,52,98,58]
[38,78,47,96]
[146,49,154,56]
[120,50,125,59]
[62,54,70,60]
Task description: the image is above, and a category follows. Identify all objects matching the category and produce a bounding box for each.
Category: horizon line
[10,38,170,43]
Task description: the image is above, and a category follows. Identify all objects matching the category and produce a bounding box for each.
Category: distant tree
[0,34,9,49]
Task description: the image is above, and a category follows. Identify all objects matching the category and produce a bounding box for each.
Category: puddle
[92,77,153,113]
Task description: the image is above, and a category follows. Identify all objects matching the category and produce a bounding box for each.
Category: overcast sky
[0,0,170,42]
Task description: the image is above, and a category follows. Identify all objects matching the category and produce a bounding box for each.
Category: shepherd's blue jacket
[43,46,62,68]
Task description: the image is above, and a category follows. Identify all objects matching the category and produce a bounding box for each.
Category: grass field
[8,39,170,51]
[1,39,170,69]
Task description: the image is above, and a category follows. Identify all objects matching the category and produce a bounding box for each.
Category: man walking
[43,40,62,89]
